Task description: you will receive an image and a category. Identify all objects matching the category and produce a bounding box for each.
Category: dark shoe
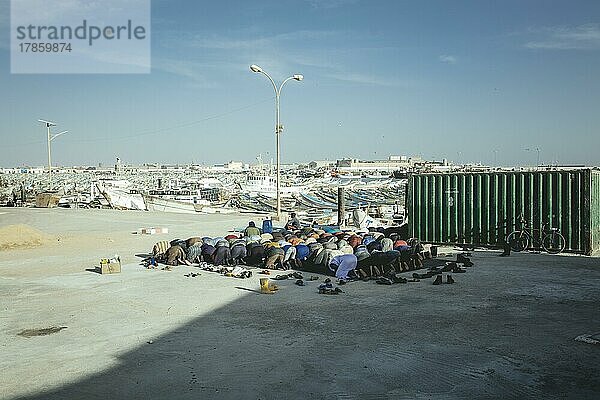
[446,275,455,284]
[463,261,474,268]
[291,272,304,280]
[391,274,408,284]
[376,277,393,285]
[295,279,305,286]
[442,262,456,272]
[499,242,511,257]
[318,283,333,291]
[324,278,332,284]
[457,254,471,263]
[337,279,347,285]
[432,275,443,285]
[452,266,467,273]
[272,274,288,280]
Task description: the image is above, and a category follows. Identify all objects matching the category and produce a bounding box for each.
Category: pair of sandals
[439,262,468,274]
[272,271,304,280]
[295,275,321,286]
[318,285,343,295]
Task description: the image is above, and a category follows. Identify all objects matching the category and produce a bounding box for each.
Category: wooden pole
[338,187,345,227]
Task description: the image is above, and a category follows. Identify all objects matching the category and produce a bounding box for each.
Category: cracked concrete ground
[1,208,599,399]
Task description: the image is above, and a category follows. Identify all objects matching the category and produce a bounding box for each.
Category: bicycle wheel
[542,231,566,254]
[506,231,529,252]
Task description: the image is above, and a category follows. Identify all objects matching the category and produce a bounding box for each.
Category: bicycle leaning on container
[505,215,566,254]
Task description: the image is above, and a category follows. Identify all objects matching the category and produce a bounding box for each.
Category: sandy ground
[0,208,599,400]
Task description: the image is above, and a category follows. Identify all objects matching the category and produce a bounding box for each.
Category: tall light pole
[38,119,68,191]
[525,147,541,167]
[250,64,303,221]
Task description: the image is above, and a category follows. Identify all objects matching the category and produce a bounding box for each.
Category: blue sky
[1,0,599,167]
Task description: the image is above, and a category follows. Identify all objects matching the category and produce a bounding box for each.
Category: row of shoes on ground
[201,265,252,279]
[375,274,420,285]
[295,275,325,286]
[183,272,201,278]
[414,264,465,279]
[272,271,305,280]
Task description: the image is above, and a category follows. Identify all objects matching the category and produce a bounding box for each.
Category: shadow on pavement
[13,254,600,400]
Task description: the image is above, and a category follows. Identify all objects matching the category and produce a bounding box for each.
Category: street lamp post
[250,64,303,221]
[38,119,68,191]
[524,147,541,167]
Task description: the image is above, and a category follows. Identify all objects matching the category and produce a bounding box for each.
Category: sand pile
[0,224,49,251]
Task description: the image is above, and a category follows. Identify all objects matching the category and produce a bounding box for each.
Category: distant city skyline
[1,0,599,168]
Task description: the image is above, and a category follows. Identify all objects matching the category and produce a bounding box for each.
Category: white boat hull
[144,195,199,214]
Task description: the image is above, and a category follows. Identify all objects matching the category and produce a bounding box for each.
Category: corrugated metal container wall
[407,169,599,255]
[591,171,600,255]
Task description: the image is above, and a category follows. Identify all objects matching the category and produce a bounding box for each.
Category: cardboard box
[139,227,169,235]
[97,261,121,274]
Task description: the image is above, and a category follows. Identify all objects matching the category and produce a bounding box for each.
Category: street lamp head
[293,74,303,81]
[38,119,56,127]
[250,64,263,73]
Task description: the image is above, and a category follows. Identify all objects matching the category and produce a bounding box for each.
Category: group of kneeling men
[151,221,426,281]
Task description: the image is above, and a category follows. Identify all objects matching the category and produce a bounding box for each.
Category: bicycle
[505,216,566,254]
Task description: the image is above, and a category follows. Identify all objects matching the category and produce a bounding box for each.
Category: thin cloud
[524,23,600,50]
[157,28,405,88]
[439,55,458,64]
[152,58,217,88]
[325,72,410,88]
[304,0,359,9]
[176,30,343,51]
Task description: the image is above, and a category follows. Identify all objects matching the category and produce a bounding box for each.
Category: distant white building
[308,160,334,169]
[0,167,45,174]
[336,156,423,172]
[209,161,249,172]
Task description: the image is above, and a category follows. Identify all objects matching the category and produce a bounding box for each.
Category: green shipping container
[407,169,600,255]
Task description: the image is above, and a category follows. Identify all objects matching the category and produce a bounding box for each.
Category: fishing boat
[96,179,146,210]
[239,174,305,198]
[143,187,224,214]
